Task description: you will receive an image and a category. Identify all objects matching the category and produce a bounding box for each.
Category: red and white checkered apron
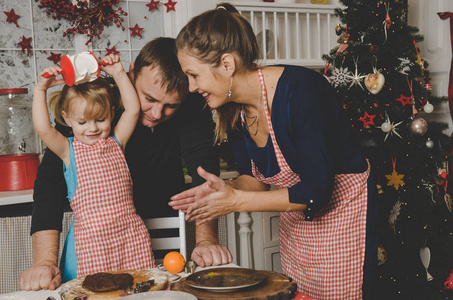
[71,137,155,276]
[250,69,369,299]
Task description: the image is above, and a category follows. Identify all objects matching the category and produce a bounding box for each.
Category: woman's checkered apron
[71,137,155,276]
[250,69,369,299]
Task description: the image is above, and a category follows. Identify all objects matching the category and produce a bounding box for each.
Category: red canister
[0,153,40,191]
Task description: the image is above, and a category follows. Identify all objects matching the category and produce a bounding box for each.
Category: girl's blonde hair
[175,2,260,143]
[48,78,119,126]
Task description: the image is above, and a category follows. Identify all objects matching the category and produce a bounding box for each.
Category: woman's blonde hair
[48,78,119,126]
[175,2,260,142]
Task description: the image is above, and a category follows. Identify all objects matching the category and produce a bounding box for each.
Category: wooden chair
[143,210,187,265]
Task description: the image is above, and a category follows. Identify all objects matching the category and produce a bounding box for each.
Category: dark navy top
[229,65,368,219]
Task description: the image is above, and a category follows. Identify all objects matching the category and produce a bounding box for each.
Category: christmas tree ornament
[4,8,20,27]
[413,39,426,74]
[409,117,428,136]
[424,76,433,91]
[359,111,376,128]
[47,52,62,64]
[346,57,366,90]
[423,101,434,113]
[163,0,177,12]
[17,36,32,56]
[330,66,352,88]
[396,57,414,75]
[323,63,332,83]
[425,138,434,149]
[445,269,453,291]
[419,247,434,281]
[336,33,352,56]
[377,244,387,265]
[335,23,342,36]
[395,93,412,107]
[406,77,418,117]
[378,116,402,141]
[146,0,160,11]
[382,3,391,44]
[388,199,402,233]
[384,3,391,29]
[386,158,405,190]
[445,193,452,212]
[365,68,385,94]
[129,24,144,37]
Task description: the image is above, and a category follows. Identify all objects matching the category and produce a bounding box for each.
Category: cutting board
[60,269,168,300]
[171,269,297,300]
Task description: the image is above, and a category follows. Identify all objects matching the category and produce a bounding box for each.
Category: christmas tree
[322,0,453,299]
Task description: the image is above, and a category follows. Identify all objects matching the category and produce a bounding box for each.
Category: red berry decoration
[37,0,128,45]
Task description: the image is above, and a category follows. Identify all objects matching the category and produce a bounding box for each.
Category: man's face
[130,64,183,128]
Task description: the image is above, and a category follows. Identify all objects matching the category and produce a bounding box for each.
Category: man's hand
[19,262,61,291]
[191,242,233,268]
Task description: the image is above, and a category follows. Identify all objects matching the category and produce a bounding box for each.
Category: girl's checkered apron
[71,137,155,276]
[249,69,369,300]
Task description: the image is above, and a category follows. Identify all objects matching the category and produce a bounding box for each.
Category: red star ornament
[18,36,32,56]
[105,46,120,55]
[47,52,62,64]
[396,94,412,106]
[4,8,20,27]
[129,23,144,37]
[146,0,160,11]
[163,0,177,12]
[359,111,376,128]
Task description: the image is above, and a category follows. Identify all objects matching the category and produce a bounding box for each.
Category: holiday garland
[36,0,128,45]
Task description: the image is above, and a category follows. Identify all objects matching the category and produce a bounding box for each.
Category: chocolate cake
[82,272,134,292]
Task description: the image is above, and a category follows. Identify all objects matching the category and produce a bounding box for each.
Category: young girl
[33,54,155,281]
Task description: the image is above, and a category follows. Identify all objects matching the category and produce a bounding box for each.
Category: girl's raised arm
[100,54,140,150]
[32,67,70,167]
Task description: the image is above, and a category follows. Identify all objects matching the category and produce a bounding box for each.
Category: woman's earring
[227,77,233,98]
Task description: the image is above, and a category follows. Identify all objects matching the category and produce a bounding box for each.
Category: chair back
[143,210,187,264]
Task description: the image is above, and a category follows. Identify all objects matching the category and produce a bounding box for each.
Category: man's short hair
[133,37,189,99]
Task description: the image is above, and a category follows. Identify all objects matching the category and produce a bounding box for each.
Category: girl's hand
[170,167,238,224]
[100,54,126,79]
[35,67,65,92]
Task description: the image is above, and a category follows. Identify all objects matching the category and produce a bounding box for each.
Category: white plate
[125,291,197,299]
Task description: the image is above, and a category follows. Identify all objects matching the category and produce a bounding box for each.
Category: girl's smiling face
[63,98,113,145]
[177,51,230,109]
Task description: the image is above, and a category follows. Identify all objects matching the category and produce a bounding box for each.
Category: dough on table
[60,269,168,299]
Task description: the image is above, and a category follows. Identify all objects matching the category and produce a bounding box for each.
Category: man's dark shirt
[31,93,219,234]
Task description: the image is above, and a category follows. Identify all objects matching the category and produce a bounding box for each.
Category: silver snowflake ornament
[331,67,352,88]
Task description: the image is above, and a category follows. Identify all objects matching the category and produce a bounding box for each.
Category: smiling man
[20,37,232,291]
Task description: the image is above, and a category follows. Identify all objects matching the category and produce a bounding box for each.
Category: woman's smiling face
[177,51,230,109]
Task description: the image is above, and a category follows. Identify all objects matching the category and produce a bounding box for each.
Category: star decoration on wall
[395,94,412,106]
[47,52,62,64]
[358,111,376,128]
[146,0,160,11]
[129,23,144,37]
[18,36,32,56]
[106,46,120,55]
[4,8,20,27]
[385,169,405,190]
[163,0,177,12]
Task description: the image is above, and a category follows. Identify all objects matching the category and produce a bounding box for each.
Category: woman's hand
[35,67,65,92]
[170,167,238,224]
